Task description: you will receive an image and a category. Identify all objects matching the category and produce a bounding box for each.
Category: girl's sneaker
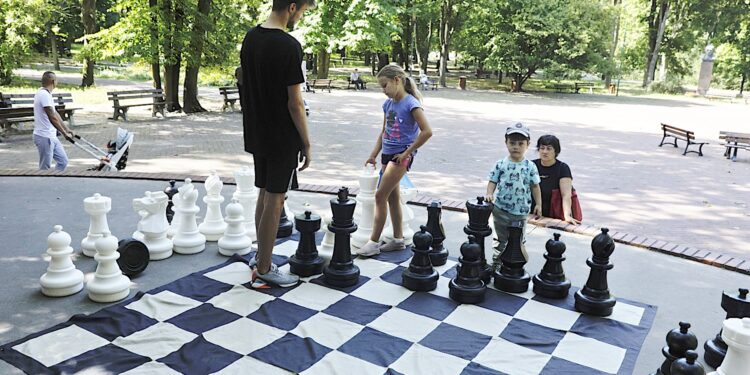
[379,238,405,252]
[356,241,381,257]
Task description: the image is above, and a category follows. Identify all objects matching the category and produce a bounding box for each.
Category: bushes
[650,79,686,95]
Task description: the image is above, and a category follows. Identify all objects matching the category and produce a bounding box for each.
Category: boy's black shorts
[253,153,299,193]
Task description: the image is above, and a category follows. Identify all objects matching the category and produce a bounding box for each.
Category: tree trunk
[364,52,371,66]
[317,50,330,79]
[162,0,183,112]
[498,70,503,84]
[740,72,746,96]
[183,0,211,114]
[377,52,389,72]
[391,40,404,68]
[149,0,162,89]
[439,0,453,87]
[644,0,669,88]
[81,0,97,87]
[48,24,60,71]
[604,0,622,87]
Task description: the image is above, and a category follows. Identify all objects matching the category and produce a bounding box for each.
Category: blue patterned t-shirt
[382,94,422,154]
[488,157,541,216]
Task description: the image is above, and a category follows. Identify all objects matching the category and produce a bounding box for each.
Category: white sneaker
[379,238,405,252]
[251,264,299,288]
[356,241,381,257]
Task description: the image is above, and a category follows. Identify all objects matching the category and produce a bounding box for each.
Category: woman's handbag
[549,188,583,222]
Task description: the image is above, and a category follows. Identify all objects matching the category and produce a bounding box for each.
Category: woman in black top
[532,135,580,224]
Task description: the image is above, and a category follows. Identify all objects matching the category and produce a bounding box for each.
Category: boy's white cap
[506,122,530,138]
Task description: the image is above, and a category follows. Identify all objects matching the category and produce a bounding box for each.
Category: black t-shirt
[240,26,305,160]
[532,159,573,217]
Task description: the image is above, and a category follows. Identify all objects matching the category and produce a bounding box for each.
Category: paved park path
[2,72,749,263]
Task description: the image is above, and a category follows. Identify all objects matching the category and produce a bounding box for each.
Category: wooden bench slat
[659,123,706,156]
[107,89,163,95]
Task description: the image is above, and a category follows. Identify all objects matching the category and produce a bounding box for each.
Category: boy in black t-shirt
[240,0,315,288]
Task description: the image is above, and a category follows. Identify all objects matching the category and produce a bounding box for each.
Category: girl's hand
[364,156,377,167]
[392,152,410,164]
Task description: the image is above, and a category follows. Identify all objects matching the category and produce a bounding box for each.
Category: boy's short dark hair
[505,133,530,142]
[536,134,561,155]
[272,0,315,11]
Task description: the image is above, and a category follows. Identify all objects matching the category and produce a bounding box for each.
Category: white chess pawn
[233,166,258,242]
[319,214,334,260]
[40,225,84,297]
[172,178,206,254]
[133,191,173,260]
[383,186,418,246]
[87,232,131,303]
[352,166,379,250]
[218,199,252,257]
[709,317,750,375]
[81,193,117,257]
[167,192,182,239]
[199,171,227,241]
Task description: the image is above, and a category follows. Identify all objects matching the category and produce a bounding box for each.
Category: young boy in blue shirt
[484,123,542,272]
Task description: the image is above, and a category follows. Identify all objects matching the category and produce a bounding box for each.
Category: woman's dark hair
[537,134,561,155]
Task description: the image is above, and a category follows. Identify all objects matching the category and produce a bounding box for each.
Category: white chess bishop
[708,317,750,375]
[218,199,252,256]
[199,171,227,241]
[233,166,258,242]
[86,232,131,303]
[40,225,84,297]
[352,166,379,250]
[133,191,173,260]
[81,193,117,257]
[383,186,417,246]
[172,178,206,254]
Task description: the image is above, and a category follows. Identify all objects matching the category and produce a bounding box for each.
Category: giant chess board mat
[0,235,656,374]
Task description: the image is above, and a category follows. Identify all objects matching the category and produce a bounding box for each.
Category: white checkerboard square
[473,337,551,375]
[390,344,470,375]
[203,317,286,355]
[351,279,413,306]
[552,332,627,373]
[212,355,293,374]
[301,349,387,375]
[428,275,452,299]
[355,258,398,278]
[280,282,348,311]
[208,285,275,316]
[291,312,364,350]
[125,291,202,321]
[204,262,254,285]
[121,360,183,374]
[433,259,459,275]
[444,304,513,336]
[273,240,299,258]
[112,322,197,360]
[12,325,109,367]
[513,299,581,331]
[368,307,441,342]
[607,301,645,326]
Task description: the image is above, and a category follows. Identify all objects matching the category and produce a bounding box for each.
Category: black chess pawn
[323,187,360,287]
[402,226,439,291]
[116,238,149,277]
[277,194,294,238]
[574,228,617,316]
[463,196,493,284]
[704,288,750,368]
[532,232,571,299]
[670,350,705,375]
[449,235,487,304]
[164,180,179,223]
[425,201,448,267]
[289,211,325,277]
[493,222,530,293]
[651,322,699,375]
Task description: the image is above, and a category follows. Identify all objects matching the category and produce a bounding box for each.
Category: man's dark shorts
[253,153,299,193]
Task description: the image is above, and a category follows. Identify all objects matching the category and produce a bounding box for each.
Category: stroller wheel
[117,238,149,277]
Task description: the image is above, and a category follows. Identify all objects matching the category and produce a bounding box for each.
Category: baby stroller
[69,127,134,172]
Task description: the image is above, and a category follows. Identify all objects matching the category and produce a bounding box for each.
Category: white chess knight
[167,192,182,239]
[132,191,173,260]
[217,199,252,257]
[172,178,206,254]
[81,193,117,257]
[86,232,131,303]
[233,166,258,242]
[382,186,418,246]
[199,171,227,241]
[708,317,750,375]
[40,225,84,297]
[352,166,379,250]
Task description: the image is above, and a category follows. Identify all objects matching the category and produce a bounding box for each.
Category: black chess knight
[424,201,448,267]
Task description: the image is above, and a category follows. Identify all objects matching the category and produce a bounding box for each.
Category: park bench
[719,131,750,161]
[0,107,34,140]
[658,123,708,156]
[705,93,748,104]
[0,92,79,126]
[307,79,332,93]
[218,86,240,112]
[575,82,596,94]
[547,83,574,93]
[107,89,166,121]
[347,78,367,90]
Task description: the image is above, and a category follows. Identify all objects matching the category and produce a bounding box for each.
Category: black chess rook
[425,201,448,267]
[651,322,698,375]
[463,196,493,284]
[402,226,439,291]
[289,211,325,277]
[493,222,530,293]
[532,232,571,299]
[574,228,617,316]
[323,187,360,287]
[449,235,487,304]
[704,288,750,368]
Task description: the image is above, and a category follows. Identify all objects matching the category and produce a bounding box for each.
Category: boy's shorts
[253,153,299,193]
[381,147,415,171]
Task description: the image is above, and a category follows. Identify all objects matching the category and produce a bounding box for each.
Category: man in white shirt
[33,71,74,171]
[350,68,364,90]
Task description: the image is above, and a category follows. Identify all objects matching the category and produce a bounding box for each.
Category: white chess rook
[709,317,750,375]
[352,166,379,250]
[167,192,182,239]
[40,225,84,297]
[233,166,258,242]
[81,193,116,257]
[200,171,228,241]
[172,178,207,254]
[87,232,131,303]
[383,186,418,246]
[218,199,252,256]
[133,191,173,260]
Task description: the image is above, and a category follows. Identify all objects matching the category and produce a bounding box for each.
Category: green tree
[0,0,46,84]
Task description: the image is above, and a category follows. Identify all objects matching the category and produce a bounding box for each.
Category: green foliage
[0,0,46,84]
[713,43,749,90]
[338,0,400,53]
[649,77,685,94]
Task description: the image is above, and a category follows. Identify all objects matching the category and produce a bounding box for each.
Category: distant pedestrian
[33,71,74,171]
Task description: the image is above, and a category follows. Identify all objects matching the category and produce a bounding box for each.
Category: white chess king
[40,225,84,297]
